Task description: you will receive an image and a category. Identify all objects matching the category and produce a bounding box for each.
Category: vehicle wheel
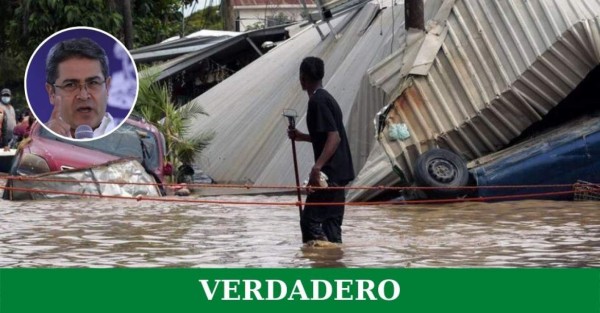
[414,148,469,198]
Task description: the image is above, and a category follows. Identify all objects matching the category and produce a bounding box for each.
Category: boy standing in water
[288,57,355,245]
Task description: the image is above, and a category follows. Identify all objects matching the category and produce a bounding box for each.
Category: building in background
[131,26,290,105]
[233,0,316,31]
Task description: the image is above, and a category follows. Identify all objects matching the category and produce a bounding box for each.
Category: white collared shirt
[93,113,119,137]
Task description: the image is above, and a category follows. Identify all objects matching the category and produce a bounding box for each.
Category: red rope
[3,175,585,191]
[0,185,583,206]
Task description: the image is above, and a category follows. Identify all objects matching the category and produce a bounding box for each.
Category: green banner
[0,269,598,312]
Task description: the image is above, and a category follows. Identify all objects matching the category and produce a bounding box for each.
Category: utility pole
[181,0,186,37]
[405,0,424,31]
[123,0,134,49]
[221,0,236,31]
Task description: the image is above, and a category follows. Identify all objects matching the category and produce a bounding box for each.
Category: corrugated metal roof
[359,0,600,200]
[131,26,289,81]
[186,0,412,189]
[131,36,234,63]
[368,0,454,96]
[184,0,600,201]
[233,0,314,6]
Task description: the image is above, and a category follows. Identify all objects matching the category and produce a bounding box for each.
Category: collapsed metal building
[183,0,600,200]
[371,0,600,200]
[131,28,290,105]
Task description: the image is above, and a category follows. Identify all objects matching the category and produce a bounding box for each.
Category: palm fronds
[135,65,215,179]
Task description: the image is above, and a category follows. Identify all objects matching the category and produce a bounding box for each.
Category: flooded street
[0,195,598,268]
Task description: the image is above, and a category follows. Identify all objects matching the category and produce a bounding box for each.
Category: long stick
[289,126,303,218]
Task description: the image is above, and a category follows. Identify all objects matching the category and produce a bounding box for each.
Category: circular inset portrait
[25,26,138,140]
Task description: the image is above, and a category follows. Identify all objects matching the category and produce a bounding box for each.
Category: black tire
[414,148,469,198]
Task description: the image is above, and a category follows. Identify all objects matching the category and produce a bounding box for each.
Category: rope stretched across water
[2,176,594,205]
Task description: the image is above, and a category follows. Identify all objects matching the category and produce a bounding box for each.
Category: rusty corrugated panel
[367,0,451,96]
[371,0,600,194]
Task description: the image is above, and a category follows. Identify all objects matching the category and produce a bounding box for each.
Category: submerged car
[386,114,600,202]
[3,115,168,199]
[469,114,600,201]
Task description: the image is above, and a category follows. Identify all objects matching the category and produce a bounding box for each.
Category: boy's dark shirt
[306,89,355,184]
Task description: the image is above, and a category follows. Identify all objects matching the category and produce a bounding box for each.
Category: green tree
[131,0,191,47]
[185,5,224,34]
[1,0,198,112]
[6,0,195,52]
[136,68,215,182]
[245,21,265,31]
[268,12,294,27]
[244,13,294,31]
[8,0,123,55]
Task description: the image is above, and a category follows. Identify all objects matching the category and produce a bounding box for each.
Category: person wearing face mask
[0,88,17,148]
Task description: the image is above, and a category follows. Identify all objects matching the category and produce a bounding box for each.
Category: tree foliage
[245,12,295,31]
[185,5,224,34]
[1,0,197,111]
[131,0,189,47]
[136,67,215,177]
[5,0,194,53]
[8,0,122,55]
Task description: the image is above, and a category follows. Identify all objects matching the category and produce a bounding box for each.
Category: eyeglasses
[53,79,106,94]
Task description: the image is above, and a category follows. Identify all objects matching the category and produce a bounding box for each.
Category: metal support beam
[314,24,326,40]
[245,37,263,57]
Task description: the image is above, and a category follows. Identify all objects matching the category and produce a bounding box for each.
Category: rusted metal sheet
[371,0,600,196]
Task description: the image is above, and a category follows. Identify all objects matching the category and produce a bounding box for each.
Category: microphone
[75,125,94,139]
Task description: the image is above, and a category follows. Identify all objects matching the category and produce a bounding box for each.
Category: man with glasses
[44,37,117,139]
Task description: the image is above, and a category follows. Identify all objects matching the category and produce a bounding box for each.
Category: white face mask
[1,97,10,104]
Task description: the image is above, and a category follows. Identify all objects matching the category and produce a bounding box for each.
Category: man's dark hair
[300,57,324,82]
[46,37,110,84]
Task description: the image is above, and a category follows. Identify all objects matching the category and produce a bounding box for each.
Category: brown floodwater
[0,195,598,268]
